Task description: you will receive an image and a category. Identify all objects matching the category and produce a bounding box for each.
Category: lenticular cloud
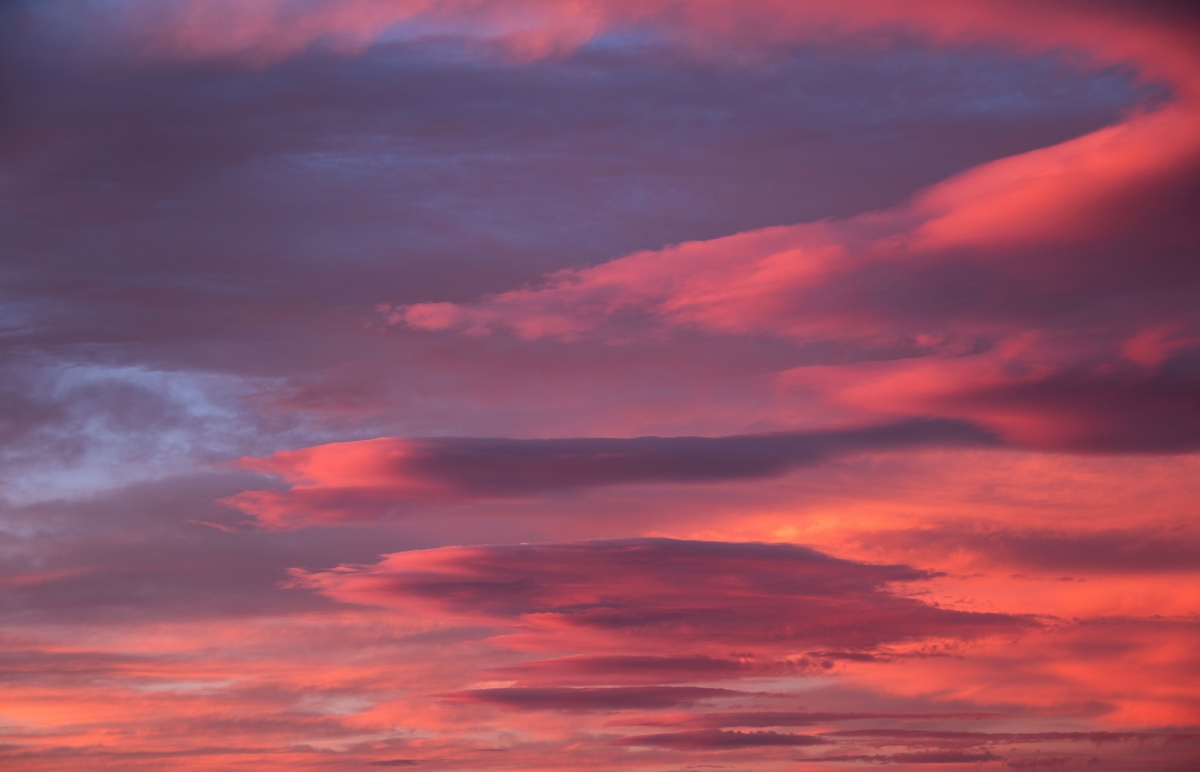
[224,419,993,528]
[294,538,1031,651]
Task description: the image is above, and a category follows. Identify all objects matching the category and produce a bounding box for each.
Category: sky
[0,0,1198,769]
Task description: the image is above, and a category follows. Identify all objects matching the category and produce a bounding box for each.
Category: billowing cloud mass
[1,0,1197,770]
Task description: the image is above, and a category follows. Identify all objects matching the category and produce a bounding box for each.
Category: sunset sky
[1,0,1198,769]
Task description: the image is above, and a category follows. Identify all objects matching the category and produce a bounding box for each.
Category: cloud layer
[224,419,994,527]
[295,538,1032,652]
[1,0,1197,769]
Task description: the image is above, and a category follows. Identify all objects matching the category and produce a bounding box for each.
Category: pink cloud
[5,2,1198,769]
[354,1,1200,464]
[69,1,1200,92]
[789,337,1200,452]
[293,538,1033,653]
[222,419,994,528]
[380,1,1200,343]
[608,710,1002,728]
[439,685,750,712]
[395,103,1199,346]
[612,729,830,748]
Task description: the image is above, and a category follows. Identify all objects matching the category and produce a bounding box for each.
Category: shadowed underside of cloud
[395,188,1200,455]
[487,652,1002,688]
[1,1,1198,770]
[610,730,1186,759]
[295,538,1032,653]
[816,751,1003,764]
[867,527,1200,574]
[363,1,1200,459]
[803,346,1200,454]
[608,711,1001,728]
[224,418,993,528]
[613,729,830,749]
[439,686,747,712]
[484,655,831,685]
[824,729,1197,744]
[807,731,1200,766]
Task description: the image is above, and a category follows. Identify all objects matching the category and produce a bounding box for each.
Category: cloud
[823,729,1193,745]
[612,729,829,749]
[2,1,1198,769]
[391,131,1200,451]
[52,0,611,65]
[395,108,1200,342]
[33,0,1200,85]
[799,341,1200,453]
[7,0,1190,459]
[864,527,1200,574]
[815,751,1003,764]
[439,686,747,712]
[485,655,824,686]
[6,21,1154,464]
[223,419,994,528]
[0,472,415,624]
[608,711,1001,729]
[294,538,1033,653]
[364,0,1200,457]
[806,730,1198,767]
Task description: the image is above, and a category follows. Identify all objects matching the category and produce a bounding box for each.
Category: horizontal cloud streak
[815,751,1002,764]
[485,655,827,685]
[612,729,829,749]
[823,729,1197,743]
[440,686,746,712]
[3,0,1198,769]
[867,527,1200,574]
[224,419,994,528]
[609,711,1001,728]
[294,538,1033,652]
[373,0,1200,458]
[800,342,1200,453]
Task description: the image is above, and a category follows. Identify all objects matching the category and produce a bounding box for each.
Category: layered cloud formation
[224,419,994,527]
[294,538,1031,649]
[1,0,1197,770]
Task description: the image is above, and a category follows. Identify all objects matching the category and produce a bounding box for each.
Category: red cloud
[439,685,747,712]
[484,655,825,686]
[612,729,830,749]
[292,538,1032,654]
[608,711,1001,729]
[357,1,1200,459]
[791,338,1200,452]
[5,2,1198,769]
[222,419,993,528]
